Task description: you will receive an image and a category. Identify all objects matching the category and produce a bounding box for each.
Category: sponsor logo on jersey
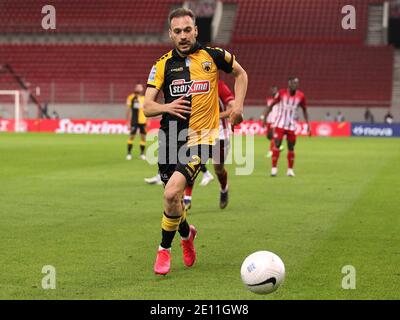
[171,67,184,72]
[169,79,210,97]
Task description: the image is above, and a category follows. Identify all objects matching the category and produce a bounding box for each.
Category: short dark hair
[168,8,196,28]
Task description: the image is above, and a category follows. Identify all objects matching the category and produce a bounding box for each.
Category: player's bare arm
[126,107,131,128]
[262,107,268,126]
[219,100,235,119]
[263,99,279,126]
[262,103,273,127]
[302,106,311,135]
[229,60,248,126]
[144,87,191,120]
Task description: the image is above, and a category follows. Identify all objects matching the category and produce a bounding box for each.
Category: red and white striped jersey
[266,97,279,125]
[272,89,306,131]
[218,80,234,140]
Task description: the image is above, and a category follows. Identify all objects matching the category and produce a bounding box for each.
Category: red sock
[184,184,193,197]
[216,169,228,191]
[269,139,275,152]
[272,147,280,167]
[287,151,295,169]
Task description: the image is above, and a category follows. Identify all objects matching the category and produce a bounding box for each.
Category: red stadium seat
[220,43,393,106]
[0,0,175,33]
[0,0,393,107]
[223,0,383,44]
[0,44,171,103]
[0,43,393,106]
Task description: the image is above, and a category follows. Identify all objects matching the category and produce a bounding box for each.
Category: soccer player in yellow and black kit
[126,83,147,160]
[144,8,248,275]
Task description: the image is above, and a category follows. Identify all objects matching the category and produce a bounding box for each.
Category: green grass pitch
[0,133,399,300]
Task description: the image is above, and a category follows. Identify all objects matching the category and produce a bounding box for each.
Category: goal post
[0,90,27,132]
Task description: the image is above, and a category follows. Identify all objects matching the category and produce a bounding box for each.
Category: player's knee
[164,186,181,206]
[288,141,295,151]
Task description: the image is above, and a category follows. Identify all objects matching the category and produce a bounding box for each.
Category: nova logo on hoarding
[352,126,364,136]
[352,126,393,137]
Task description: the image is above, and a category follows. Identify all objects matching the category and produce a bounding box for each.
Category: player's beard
[177,41,195,56]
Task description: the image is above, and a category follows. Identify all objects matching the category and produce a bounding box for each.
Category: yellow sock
[161,212,181,232]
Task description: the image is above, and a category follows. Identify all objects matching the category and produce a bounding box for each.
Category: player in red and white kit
[265,78,310,177]
[262,85,279,158]
[184,80,235,209]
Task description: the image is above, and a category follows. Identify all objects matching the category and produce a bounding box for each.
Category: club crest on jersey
[169,79,210,97]
[202,61,212,73]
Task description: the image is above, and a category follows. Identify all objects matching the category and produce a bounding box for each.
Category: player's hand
[260,115,266,128]
[307,123,312,136]
[220,109,232,119]
[165,95,191,120]
[230,109,244,126]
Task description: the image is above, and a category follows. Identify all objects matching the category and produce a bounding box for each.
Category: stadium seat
[0,0,175,33]
[0,44,171,103]
[224,0,383,44]
[0,43,393,106]
[0,0,394,106]
[221,43,393,106]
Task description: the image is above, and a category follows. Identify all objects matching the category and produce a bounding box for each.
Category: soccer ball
[240,251,285,294]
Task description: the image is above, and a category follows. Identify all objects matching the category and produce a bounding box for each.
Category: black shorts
[130,123,146,135]
[158,144,212,186]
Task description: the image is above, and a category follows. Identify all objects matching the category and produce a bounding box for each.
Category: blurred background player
[183,79,235,210]
[265,77,310,177]
[126,83,147,160]
[262,85,283,158]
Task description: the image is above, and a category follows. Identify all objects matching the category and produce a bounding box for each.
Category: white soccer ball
[240,251,285,294]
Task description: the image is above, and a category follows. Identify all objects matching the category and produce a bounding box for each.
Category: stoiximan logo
[169,79,210,97]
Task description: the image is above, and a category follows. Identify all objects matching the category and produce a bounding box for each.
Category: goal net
[0,90,29,132]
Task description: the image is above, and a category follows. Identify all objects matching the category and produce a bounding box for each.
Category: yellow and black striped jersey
[147,42,234,146]
[127,94,146,125]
